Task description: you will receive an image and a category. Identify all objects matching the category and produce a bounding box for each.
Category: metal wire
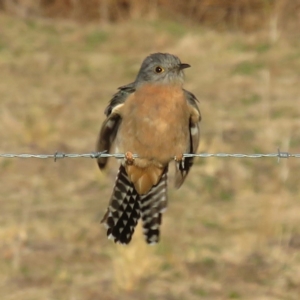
[0,149,299,161]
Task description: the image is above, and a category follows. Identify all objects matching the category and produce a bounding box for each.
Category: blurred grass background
[0,0,300,299]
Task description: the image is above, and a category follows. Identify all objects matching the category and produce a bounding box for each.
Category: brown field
[0,11,300,300]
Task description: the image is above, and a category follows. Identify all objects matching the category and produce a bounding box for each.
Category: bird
[96,52,201,244]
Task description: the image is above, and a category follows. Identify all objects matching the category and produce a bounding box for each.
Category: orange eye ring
[155,66,164,73]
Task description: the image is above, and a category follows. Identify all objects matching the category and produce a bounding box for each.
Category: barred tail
[101,164,140,244]
[140,167,168,244]
[101,165,168,244]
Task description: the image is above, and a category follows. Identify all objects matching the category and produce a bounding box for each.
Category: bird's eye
[155,66,164,73]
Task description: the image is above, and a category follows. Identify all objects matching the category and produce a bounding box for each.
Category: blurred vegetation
[0,0,300,33]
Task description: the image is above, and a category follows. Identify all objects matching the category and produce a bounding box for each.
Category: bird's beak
[179,63,191,70]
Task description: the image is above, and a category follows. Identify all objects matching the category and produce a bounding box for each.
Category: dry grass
[0,12,300,300]
[3,0,300,33]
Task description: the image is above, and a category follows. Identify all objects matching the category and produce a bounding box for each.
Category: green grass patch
[202,175,217,193]
[202,220,221,230]
[25,19,38,30]
[232,61,264,76]
[271,106,300,119]
[255,42,271,53]
[284,50,300,62]
[0,38,7,52]
[85,30,109,49]
[219,189,234,202]
[192,287,207,296]
[229,41,271,53]
[228,291,241,299]
[202,256,217,268]
[241,94,261,105]
[151,19,188,37]
[228,41,251,52]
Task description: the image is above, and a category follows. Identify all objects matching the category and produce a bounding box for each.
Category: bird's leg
[125,151,135,165]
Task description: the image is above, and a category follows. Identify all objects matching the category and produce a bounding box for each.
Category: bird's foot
[174,153,184,162]
[125,151,135,165]
[174,153,185,169]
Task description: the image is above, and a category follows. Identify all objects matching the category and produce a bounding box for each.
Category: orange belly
[116,83,190,165]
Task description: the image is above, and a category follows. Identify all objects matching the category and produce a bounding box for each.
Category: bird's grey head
[135,53,190,86]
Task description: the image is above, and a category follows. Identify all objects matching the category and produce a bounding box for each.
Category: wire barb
[277,148,290,163]
[54,152,65,162]
[0,150,299,161]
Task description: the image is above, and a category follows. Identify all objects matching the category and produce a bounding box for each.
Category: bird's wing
[104,82,136,116]
[174,89,201,188]
[96,83,136,169]
[185,89,201,154]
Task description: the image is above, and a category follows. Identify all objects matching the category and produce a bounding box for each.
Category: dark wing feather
[96,113,122,169]
[104,82,136,116]
[185,89,201,153]
[183,89,200,113]
[96,82,136,169]
[174,89,201,188]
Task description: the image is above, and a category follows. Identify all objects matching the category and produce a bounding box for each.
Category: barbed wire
[0,149,299,162]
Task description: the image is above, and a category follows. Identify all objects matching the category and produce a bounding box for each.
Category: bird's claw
[125,151,135,165]
[174,153,184,162]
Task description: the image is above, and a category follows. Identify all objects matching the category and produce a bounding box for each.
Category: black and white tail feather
[101,164,168,244]
[140,168,168,244]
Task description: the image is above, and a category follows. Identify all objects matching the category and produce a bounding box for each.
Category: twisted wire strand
[0,149,298,161]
